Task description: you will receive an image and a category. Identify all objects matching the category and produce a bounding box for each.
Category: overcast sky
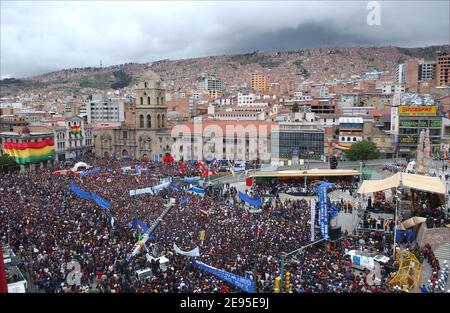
[1,1,449,78]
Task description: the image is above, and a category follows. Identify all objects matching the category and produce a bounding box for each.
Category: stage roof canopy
[253,169,361,178]
[357,172,446,195]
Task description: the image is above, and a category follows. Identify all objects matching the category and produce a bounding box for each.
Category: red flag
[198,160,205,173]
[163,153,174,164]
[0,242,8,293]
[220,284,230,293]
[256,224,262,237]
[179,161,185,176]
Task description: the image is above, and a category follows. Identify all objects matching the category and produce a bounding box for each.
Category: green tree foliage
[292,103,300,113]
[0,154,19,172]
[345,140,380,161]
[111,70,132,89]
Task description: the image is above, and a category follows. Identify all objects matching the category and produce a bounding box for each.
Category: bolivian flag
[70,125,81,136]
[2,139,55,164]
[336,143,351,150]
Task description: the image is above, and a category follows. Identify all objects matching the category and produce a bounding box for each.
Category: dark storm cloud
[1,1,448,78]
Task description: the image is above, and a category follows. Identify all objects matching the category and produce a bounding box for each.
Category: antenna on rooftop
[100,60,102,68]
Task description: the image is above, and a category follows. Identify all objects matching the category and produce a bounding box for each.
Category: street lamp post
[393,172,404,260]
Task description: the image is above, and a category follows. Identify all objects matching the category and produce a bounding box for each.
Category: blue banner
[129,219,149,233]
[188,187,205,196]
[193,260,255,293]
[395,229,414,242]
[69,183,91,201]
[170,183,184,191]
[238,192,262,207]
[134,165,141,175]
[91,192,111,210]
[330,206,339,218]
[317,182,333,240]
[180,195,190,206]
[79,168,101,177]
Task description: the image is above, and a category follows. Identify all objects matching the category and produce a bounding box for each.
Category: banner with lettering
[317,182,333,240]
[79,168,101,177]
[193,260,255,293]
[130,187,154,196]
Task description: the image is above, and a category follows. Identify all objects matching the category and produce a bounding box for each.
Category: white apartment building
[81,93,125,124]
[396,64,406,85]
[237,93,256,105]
[381,84,405,94]
[419,61,436,81]
[293,92,312,101]
[197,75,224,92]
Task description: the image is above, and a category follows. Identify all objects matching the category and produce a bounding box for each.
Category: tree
[0,154,18,172]
[345,140,380,161]
[292,103,300,113]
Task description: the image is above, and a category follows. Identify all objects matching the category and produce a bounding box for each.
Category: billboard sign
[398,106,436,116]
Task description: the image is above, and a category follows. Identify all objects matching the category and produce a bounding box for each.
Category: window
[353,137,357,142]
[140,97,143,105]
[139,115,144,128]
[161,115,165,128]
[147,114,151,128]
[148,97,151,105]
[123,131,128,139]
[341,137,345,141]
[157,114,161,128]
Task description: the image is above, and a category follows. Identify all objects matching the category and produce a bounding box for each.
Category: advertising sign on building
[398,106,437,116]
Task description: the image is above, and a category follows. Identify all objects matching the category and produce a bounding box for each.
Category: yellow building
[251,72,269,92]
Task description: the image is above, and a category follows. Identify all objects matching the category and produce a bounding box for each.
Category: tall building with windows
[419,61,436,81]
[436,51,450,86]
[81,94,125,124]
[396,64,406,85]
[251,72,269,92]
[197,74,224,93]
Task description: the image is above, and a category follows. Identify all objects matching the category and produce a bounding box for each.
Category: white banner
[173,243,200,257]
[152,181,171,193]
[130,187,154,196]
[310,198,316,242]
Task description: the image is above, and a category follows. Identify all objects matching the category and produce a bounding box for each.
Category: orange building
[251,72,269,93]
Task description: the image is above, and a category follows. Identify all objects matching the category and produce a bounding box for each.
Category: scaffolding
[388,248,423,293]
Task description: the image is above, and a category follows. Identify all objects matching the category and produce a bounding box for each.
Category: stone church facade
[94,71,174,160]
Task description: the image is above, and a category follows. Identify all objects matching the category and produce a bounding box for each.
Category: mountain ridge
[1,45,448,97]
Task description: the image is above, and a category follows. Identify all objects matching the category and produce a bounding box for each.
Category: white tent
[357,172,446,195]
[72,162,91,172]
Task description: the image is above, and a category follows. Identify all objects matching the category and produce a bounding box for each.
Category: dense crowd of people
[0,155,445,293]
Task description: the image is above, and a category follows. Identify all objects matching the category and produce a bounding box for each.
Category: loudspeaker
[329,226,341,241]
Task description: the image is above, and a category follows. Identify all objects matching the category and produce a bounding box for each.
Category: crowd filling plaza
[1,155,449,293]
